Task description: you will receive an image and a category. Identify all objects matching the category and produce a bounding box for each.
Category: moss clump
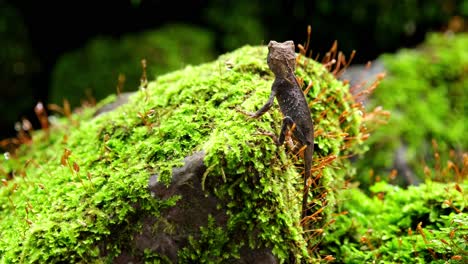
[356,33,468,186]
[50,24,216,107]
[322,180,467,263]
[0,44,364,262]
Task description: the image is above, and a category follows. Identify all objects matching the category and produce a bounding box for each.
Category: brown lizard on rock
[245,40,314,220]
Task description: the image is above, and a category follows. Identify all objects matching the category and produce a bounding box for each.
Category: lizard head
[267,40,296,78]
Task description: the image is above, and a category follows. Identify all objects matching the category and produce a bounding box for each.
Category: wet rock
[116,151,278,263]
[340,60,385,103]
[93,92,133,117]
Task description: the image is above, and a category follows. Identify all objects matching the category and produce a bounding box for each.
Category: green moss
[356,33,468,186]
[0,44,364,262]
[322,180,467,263]
[50,24,216,107]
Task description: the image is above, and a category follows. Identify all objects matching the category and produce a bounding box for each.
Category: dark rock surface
[93,92,134,117]
[114,151,278,263]
[340,60,385,103]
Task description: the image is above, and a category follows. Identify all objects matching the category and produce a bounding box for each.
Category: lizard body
[249,40,314,220]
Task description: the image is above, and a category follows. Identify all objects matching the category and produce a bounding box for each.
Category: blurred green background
[1,0,466,139]
[355,33,467,186]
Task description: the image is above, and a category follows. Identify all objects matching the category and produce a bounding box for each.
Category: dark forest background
[1,0,465,139]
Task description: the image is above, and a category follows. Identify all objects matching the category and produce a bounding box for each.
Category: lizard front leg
[237,90,277,118]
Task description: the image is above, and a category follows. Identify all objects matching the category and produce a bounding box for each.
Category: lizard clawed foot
[235,107,258,119]
[254,129,281,145]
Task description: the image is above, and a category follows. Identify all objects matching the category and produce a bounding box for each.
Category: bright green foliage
[50,24,215,107]
[0,45,364,262]
[319,33,468,262]
[357,33,468,185]
[178,215,236,262]
[322,180,467,263]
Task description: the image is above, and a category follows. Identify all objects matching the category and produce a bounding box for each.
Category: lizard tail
[301,145,313,220]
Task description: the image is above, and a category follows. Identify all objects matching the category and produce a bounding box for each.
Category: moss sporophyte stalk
[355,33,468,188]
[323,33,468,263]
[1,43,372,262]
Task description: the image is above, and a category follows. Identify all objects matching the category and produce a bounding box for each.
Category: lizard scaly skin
[248,40,314,220]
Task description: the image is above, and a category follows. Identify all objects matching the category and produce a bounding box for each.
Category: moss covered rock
[322,180,467,263]
[0,43,365,262]
[50,24,216,107]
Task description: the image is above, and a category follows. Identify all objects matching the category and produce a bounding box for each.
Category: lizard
[244,40,314,220]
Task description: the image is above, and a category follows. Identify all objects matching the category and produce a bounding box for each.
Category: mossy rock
[50,24,216,108]
[0,44,365,262]
[356,32,468,186]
